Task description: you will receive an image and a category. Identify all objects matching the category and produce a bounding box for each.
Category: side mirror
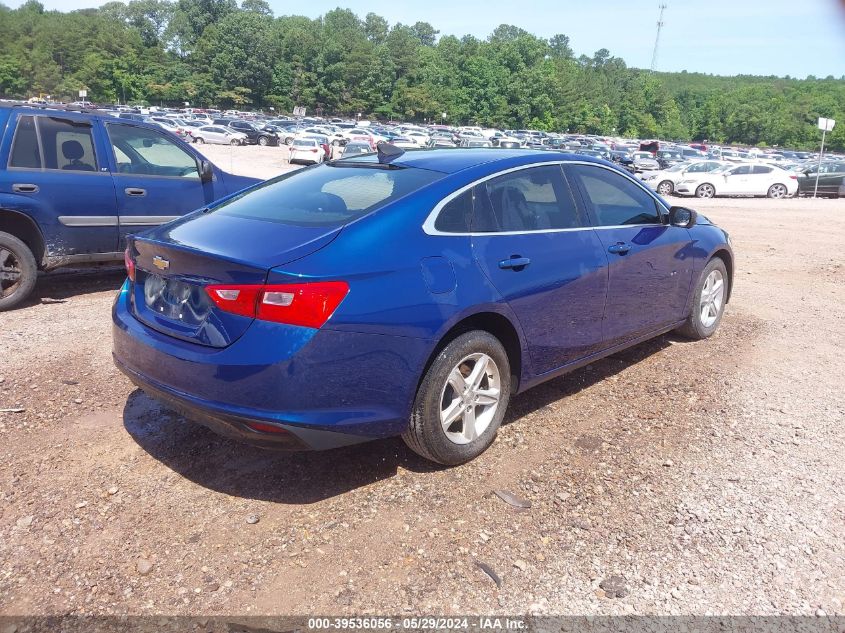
[669,206,697,228]
[199,160,213,184]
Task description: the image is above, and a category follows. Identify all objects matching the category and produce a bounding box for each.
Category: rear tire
[677,258,729,340]
[695,183,715,198]
[0,231,38,312]
[194,137,204,144]
[767,183,788,198]
[402,331,511,465]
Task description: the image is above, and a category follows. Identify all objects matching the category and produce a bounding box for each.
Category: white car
[404,130,430,146]
[289,138,324,164]
[191,126,247,145]
[674,163,798,199]
[641,160,730,196]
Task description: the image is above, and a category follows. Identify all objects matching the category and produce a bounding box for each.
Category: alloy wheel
[769,184,787,198]
[439,353,501,445]
[657,181,673,196]
[696,183,715,198]
[699,269,725,328]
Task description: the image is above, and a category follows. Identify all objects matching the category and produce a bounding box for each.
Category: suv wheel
[0,231,38,311]
[402,331,511,465]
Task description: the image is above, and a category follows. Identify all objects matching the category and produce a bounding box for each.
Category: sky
[5,0,845,78]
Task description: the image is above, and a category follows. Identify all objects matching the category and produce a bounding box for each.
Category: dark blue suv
[0,103,260,310]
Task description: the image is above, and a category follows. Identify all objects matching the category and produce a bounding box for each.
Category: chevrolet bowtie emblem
[152,256,170,271]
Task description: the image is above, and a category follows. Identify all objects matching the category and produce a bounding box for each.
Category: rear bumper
[114,355,364,450]
[112,281,431,450]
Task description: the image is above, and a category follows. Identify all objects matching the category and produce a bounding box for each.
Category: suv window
[9,116,40,169]
[569,165,662,226]
[106,123,199,179]
[477,165,582,232]
[10,116,98,171]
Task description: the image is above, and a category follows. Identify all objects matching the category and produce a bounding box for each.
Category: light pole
[814,117,836,199]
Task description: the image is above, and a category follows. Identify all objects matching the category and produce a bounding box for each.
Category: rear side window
[9,116,40,169]
[481,165,583,232]
[569,165,662,226]
[10,116,97,171]
[435,190,473,233]
[752,165,773,174]
[213,165,441,227]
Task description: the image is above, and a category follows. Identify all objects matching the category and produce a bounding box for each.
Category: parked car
[114,147,733,465]
[795,161,845,197]
[212,119,279,146]
[630,151,661,173]
[641,160,729,196]
[289,138,324,164]
[674,163,798,198]
[0,103,261,310]
[655,149,685,169]
[459,138,493,148]
[340,142,373,157]
[191,126,248,146]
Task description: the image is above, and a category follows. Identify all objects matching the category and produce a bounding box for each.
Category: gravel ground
[0,148,843,618]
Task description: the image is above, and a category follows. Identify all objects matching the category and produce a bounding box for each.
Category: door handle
[12,184,39,193]
[607,242,631,255]
[498,256,531,270]
[124,188,147,197]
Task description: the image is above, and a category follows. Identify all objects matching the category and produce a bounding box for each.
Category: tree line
[1,0,843,150]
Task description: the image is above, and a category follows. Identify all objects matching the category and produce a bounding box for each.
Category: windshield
[211,165,441,227]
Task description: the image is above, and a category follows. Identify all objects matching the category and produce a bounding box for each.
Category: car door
[750,165,775,194]
[469,164,609,373]
[565,163,694,347]
[105,121,223,249]
[721,164,752,194]
[0,112,119,255]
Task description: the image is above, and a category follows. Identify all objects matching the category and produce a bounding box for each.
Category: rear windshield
[212,165,441,227]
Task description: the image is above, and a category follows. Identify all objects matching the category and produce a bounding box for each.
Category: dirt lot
[1,148,843,618]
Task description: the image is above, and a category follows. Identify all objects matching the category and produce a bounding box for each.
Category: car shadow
[20,267,125,308]
[123,332,682,504]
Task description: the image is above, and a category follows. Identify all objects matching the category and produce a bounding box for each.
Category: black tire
[695,183,715,198]
[0,231,38,312]
[677,258,729,340]
[258,136,269,146]
[402,331,511,465]
[230,139,239,146]
[194,137,204,144]
[657,180,674,196]
[284,136,294,146]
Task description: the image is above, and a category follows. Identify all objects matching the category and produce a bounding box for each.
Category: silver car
[191,126,248,146]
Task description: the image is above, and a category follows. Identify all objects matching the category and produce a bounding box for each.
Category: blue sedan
[113,147,733,465]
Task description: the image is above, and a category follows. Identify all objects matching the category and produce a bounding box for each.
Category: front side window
[107,123,198,178]
[479,165,583,232]
[569,165,662,226]
[730,165,752,175]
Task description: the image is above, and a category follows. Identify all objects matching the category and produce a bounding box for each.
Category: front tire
[0,231,38,312]
[695,183,715,198]
[402,331,511,465]
[230,139,239,146]
[194,137,204,144]
[677,258,729,340]
[258,136,269,146]
[657,180,674,196]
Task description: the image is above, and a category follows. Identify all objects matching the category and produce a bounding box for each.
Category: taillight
[206,281,349,329]
[124,247,135,282]
[789,175,797,180]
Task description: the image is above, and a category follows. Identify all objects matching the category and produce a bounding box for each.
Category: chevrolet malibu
[113,148,733,465]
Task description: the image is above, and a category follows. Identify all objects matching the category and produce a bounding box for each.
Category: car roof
[382,148,608,174]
